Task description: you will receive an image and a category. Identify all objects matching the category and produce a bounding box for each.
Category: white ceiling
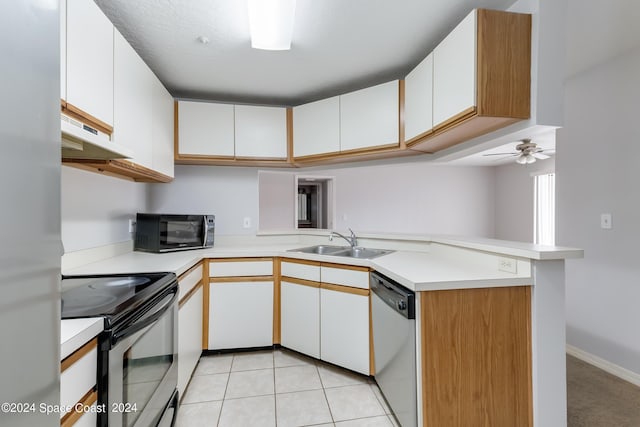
[95,0,515,105]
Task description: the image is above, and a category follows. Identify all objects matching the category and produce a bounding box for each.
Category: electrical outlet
[128,219,136,233]
[600,213,612,229]
[498,257,517,274]
[243,217,251,229]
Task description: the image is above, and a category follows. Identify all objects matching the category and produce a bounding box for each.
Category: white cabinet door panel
[209,282,273,349]
[281,281,320,358]
[404,53,434,141]
[152,77,175,177]
[433,9,477,127]
[293,96,340,157]
[209,260,273,277]
[66,0,114,125]
[234,105,287,158]
[178,265,203,300]
[340,81,399,151]
[321,266,369,290]
[60,344,97,419]
[281,261,320,282]
[320,288,369,375]
[178,287,203,397]
[178,101,235,156]
[113,30,153,168]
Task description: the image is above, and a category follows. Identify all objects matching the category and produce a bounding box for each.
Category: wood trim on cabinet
[179,280,203,308]
[280,276,321,289]
[61,338,97,373]
[286,107,294,163]
[404,128,435,147]
[398,79,406,150]
[202,261,210,350]
[60,388,97,427]
[320,282,369,297]
[175,156,295,167]
[432,106,477,134]
[369,294,375,376]
[280,258,321,267]
[320,262,369,272]
[420,286,533,427]
[177,261,203,281]
[210,276,274,283]
[273,260,281,344]
[60,99,67,109]
[61,102,113,136]
[61,159,174,184]
[476,9,531,119]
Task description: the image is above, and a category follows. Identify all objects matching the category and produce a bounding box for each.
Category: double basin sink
[288,245,393,259]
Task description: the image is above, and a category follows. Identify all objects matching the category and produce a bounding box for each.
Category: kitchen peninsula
[62,231,581,427]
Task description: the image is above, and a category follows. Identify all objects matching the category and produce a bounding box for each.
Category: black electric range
[61,272,177,327]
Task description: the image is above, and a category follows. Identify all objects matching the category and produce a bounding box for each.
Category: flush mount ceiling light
[248,0,296,50]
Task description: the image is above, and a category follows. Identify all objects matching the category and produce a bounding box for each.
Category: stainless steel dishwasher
[370,271,417,427]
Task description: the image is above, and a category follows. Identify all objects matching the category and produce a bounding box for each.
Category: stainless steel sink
[289,245,349,255]
[289,245,393,259]
[334,247,394,259]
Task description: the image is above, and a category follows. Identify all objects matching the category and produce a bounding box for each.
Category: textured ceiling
[95,0,515,106]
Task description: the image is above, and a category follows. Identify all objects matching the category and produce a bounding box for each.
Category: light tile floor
[177,349,400,427]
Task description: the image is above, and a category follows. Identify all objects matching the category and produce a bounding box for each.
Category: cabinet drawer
[61,391,97,427]
[210,259,273,277]
[321,265,369,290]
[281,261,320,282]
[60,339,97,419]
[178,263,203,300]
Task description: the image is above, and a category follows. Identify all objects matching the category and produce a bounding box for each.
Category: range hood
[61,114,133,160]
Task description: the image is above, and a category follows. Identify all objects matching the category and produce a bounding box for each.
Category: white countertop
[60,317,104,360]
[64,243,533,292]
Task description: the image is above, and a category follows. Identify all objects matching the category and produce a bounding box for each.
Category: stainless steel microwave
[134,213,215,253]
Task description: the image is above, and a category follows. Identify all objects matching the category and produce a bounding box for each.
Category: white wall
[494,157,554,242]
[259,161,496,238]
[557,46,640,374]
[149,165,259,235]
[61,166,148,252]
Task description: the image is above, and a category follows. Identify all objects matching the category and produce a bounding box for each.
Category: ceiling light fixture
[247,0,296,50]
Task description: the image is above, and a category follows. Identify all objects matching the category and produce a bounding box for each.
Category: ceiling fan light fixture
[516,153,528,164]
[248,0,296,51]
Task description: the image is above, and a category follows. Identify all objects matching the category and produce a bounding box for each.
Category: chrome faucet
[329,228,358,247]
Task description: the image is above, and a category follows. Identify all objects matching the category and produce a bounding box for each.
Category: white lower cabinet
[178,286,203,398]
[320,287,370,375]
[60,338,98,426]
[209,282,274,349]
[280,281,320,359]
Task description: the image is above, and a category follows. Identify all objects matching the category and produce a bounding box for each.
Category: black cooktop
[61,272,177,328]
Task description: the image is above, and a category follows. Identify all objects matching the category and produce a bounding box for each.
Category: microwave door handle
[202,217,208,247]
[111,288,178,346]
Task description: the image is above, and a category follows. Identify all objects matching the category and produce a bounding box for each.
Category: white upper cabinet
[66,0,114,125]
[113,30,153,169]
[433,9,477,128]
[234,105,288,159]
[178,101,235,157]
[339,80,399,152]
[293,96,340,158]
[151,78,175,178]
[404,53,434,142]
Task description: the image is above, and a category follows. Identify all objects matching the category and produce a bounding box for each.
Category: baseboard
[566,344,640,387]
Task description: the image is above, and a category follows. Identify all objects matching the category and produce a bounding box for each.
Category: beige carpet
[567,355,640,426]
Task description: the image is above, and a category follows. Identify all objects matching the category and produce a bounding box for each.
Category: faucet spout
[329,229,358,247]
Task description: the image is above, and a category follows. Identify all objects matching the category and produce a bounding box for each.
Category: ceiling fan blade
[533,152,550,160]
[482,152,518,157]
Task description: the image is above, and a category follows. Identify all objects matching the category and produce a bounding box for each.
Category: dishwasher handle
[370,271,415,319]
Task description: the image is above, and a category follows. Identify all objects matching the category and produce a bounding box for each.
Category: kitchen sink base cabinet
[281,280,320,359]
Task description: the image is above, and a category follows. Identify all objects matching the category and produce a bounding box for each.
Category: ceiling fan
[483,139,552,164]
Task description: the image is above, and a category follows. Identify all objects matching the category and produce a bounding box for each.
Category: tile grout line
[317,362,336,425]
[216,355,234,427]
[273,350,278,427]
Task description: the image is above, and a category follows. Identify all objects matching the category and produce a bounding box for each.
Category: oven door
[107,285,178,427]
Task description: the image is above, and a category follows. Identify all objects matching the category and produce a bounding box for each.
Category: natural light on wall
[534,173,555,245]
[248,0,297,50]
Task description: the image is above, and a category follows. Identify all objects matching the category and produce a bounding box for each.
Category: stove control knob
[397,300,407,311]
